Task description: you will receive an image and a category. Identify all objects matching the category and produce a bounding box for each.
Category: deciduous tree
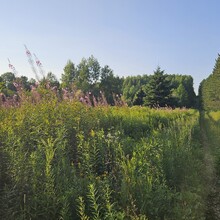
[61,60,77,88]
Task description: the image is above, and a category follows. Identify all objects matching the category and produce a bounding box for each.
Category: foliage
[61,60,78,89]
[201,111,220,219]
[122,75,149,106]
[199,54,220,110]
[0,98,206,219]
[0,56,197,107]
[0,72,16,96]
[168,74,197,108]
[143,67,173,107]
[122,71,196,108]
[45,72,60,88]
[76,56,101,93]
[100,65,123,105]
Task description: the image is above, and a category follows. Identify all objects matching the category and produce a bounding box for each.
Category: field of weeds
[0,98,206,219]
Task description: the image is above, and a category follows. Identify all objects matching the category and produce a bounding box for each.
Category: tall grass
[0,99,205,219]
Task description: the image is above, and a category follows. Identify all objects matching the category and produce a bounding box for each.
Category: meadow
[0,96,208,219]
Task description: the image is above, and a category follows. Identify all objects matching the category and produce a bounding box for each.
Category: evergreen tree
[200,54,220,110]
[212,53,220,75]
[143,67,172,107]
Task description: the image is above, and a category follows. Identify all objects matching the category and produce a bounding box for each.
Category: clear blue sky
[0,0,220,93]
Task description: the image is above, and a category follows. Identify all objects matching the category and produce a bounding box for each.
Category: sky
[0,0,220,93]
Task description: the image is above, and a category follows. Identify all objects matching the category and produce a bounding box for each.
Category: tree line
[199,54,220,111]
[0,55,197,108]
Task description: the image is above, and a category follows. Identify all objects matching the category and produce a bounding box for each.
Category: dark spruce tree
[143,67,173,107]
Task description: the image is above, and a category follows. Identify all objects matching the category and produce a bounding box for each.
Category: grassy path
[200,113,220,219]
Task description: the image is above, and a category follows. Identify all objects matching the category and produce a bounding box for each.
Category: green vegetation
[2,53,220,219]
[0,96,206,219]
[142,67,173,107]
[122,69,196,108]
[0,55,197,108]
[200,111,220,219]
[199,54,220,111]
[198,54,220,215]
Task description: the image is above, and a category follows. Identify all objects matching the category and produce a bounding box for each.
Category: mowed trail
[200,114,220,219]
